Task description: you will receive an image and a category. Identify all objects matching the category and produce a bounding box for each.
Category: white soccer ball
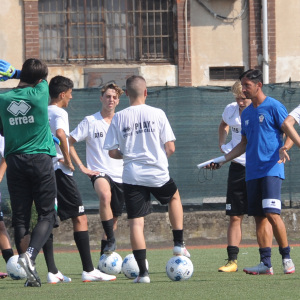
[6,255,27,280]
[166,256,194,281]
[98,252,123,275]
[121,253,149,279]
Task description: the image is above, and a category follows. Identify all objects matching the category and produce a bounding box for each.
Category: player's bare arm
[218,120,229,152]
[204,135,247,170]
[56,128,75,171]
[224,135,247,162]
[108,149,123,159]
[68,135,99,177]
[0,157,7,182]
[164,141,175,158]
[281,115,300,148]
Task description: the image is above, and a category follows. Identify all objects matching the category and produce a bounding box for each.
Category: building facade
[0,0,299,88]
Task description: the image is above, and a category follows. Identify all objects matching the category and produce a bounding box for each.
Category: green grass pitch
[0,246,299,300]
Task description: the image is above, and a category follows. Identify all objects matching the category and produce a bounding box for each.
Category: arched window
[38,0,175,63]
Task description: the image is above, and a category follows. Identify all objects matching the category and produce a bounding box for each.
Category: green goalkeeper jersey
[0,80,56,158]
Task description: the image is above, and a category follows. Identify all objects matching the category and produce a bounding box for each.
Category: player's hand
[58,159,75,171]
[278,146,290,164]
[0,59,21,81]
[79,166,99,178]
[204,162,223,170]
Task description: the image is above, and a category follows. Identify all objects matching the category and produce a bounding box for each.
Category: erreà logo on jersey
[7,100,34,125]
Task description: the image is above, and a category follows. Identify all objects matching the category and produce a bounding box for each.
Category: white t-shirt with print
[48,105,73,176]
[289,104,300,124]
[104,104,175,187]
[70,111,123,183]
[221,102,246,166]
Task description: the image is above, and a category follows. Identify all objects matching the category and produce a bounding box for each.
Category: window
[38,0,175,63]
[209,67,245,80]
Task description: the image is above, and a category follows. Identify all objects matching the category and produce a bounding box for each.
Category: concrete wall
[0,0,24,89]
[191,0,248,86]
[276,0,300,83]
[3,209,293,249]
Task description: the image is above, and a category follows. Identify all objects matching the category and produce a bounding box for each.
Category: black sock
[42,233,58,274]
[2,248,14,263]
[26,247,39,262]
[172,230,183,245]
[74,231,94,272]
[100,240,108,256]
[101,219,114,241]
[133,249,148,277]
[227,246,239,261]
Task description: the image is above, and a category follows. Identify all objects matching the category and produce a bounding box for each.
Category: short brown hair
[101,83,124,98]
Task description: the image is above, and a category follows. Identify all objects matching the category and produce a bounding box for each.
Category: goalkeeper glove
[0,59,21,82]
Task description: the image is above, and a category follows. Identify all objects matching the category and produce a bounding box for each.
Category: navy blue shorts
[123,178,178,219]
[246,176,282,216]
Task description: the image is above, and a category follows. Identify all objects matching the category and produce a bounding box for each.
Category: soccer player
[0,136,14,279]
[217,81,252,272]
[104,75,190,283]
[0,58,57,287]
[207,69,295,275]
[48,75,116,282]
[69,83,125,256]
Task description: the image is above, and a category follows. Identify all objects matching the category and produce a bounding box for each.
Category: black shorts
[124,178,178,219]
[55,169,85,221]
[6,153,56,229]
[91,173,125,217]
[0,192,3,222]
[225,162,248,216]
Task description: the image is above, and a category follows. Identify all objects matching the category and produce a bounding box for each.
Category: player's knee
[72,214,87,225]
[100,196,112,207]
[265,212,281,226]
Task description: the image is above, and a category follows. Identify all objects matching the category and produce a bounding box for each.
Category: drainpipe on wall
[262,0,269,84]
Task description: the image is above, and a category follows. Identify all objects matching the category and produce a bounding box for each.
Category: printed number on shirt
[94,132,104,138]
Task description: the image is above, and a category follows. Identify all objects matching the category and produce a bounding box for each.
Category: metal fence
[1,82,300,210]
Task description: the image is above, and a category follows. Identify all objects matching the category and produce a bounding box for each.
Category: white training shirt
[70,111,123,183]
[48,105,73,176]
[104,104,175,187]
[289,104,300,124]
[0,135,4,158]
[221,102,246,166]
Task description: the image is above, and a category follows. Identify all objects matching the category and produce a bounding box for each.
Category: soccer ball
[166,256,193,281]
[6,255,27,280]
[98,252,123,275]
[121,253,149,279]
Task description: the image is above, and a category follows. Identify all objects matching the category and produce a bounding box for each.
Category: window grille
[38,0,175,63]
[209,67,245,80]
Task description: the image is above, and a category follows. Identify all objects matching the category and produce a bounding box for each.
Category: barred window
[38,0,175,63]
[209,67,245,80]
